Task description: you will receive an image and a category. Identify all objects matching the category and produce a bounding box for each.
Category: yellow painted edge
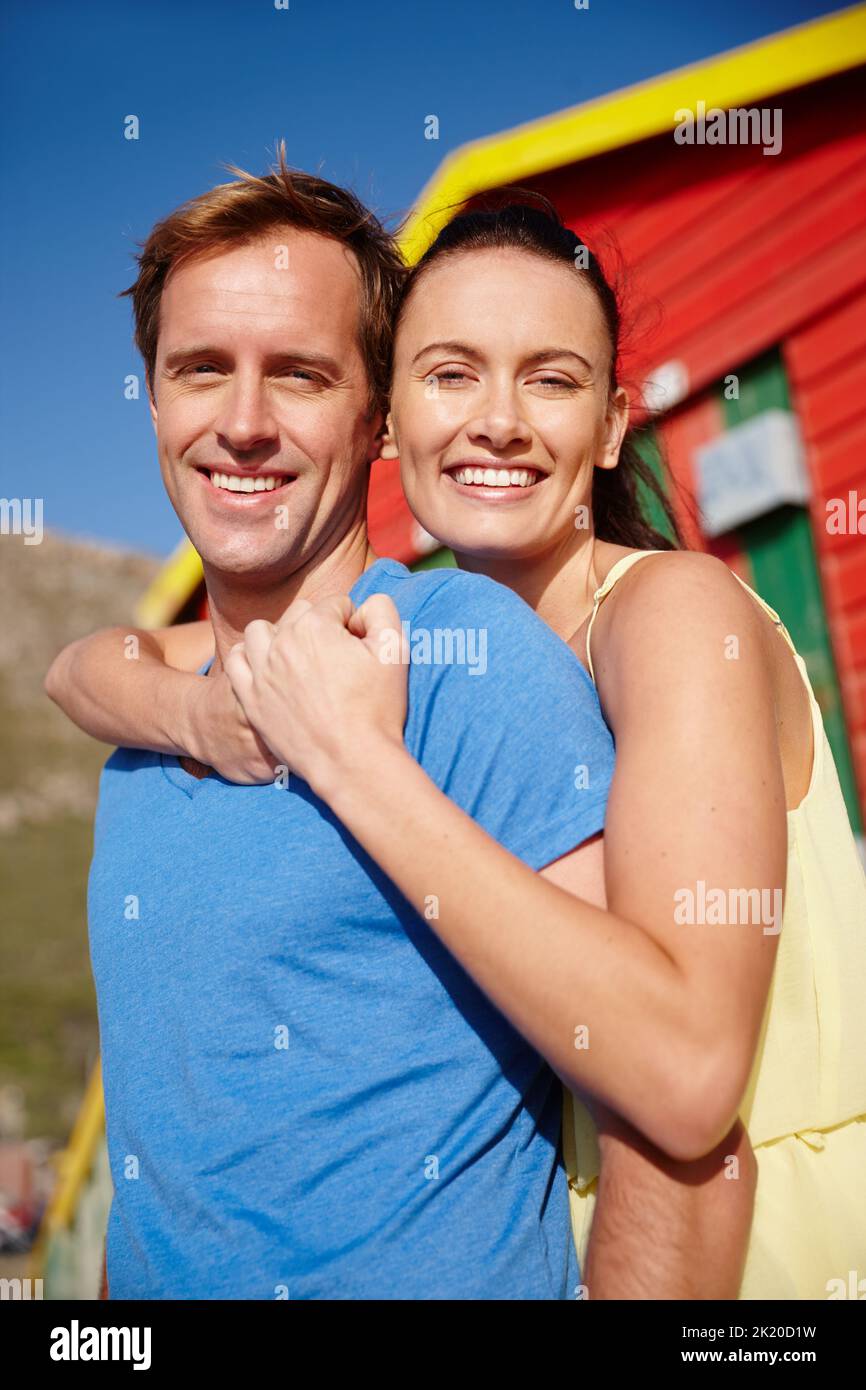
[399,3,866,262]
[134,535,204,628]
[30,1060,106,1276]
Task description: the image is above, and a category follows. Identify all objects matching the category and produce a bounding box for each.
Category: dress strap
[584,550,800,681]
[725,570,822,795]
[727,571,797,655]
[584,550,665,685]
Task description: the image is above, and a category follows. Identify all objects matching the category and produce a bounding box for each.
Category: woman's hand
[224,592,409,799]
[186,664,278,784]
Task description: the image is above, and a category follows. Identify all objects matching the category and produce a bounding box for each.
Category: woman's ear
[379,411,399,461]
[596,385,630,471]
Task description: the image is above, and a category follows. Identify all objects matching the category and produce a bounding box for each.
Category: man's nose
[213,376,280,454]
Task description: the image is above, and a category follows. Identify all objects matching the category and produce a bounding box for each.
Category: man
[47,154,754,1299]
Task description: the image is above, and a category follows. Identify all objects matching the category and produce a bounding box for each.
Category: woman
[48,201,866,1298]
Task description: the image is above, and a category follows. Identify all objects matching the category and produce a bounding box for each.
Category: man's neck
[203,527,379,677]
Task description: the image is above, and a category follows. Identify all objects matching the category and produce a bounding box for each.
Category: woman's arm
[526,839,758,1298]
[44,621,214,751]
[585,1104,757,1299]
[227,556,787,1160]
[44,621,275,783]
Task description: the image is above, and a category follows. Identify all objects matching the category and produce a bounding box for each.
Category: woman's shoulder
[592,548,770,694]
[600,547,756,620]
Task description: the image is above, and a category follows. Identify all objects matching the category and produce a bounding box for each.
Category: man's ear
[364,410,387,465]
[147,376,158,434]
[379,411,399,461]
[595,385,630,472]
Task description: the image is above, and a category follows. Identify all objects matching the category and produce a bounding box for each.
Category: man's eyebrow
[162,346,343,375]
[162,346,221,370]
[265,349,343,375]
[410,341,594,372]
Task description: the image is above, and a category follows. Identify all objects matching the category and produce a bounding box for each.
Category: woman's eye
[431,370,469,385]
[531,376,576,389]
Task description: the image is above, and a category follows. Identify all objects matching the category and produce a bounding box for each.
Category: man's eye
[184,364,220,375]
[279,368,324,386]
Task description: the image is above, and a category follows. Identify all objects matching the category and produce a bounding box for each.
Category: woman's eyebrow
[411,340,478,366]
[410,342,595,372]
[526,348,595,372]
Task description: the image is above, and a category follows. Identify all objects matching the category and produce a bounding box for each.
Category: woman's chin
[442,528,545,564]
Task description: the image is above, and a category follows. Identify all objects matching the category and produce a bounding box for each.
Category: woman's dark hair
[395,193,683,551]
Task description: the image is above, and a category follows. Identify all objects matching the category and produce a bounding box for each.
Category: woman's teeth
[450,467,539,488]
[209,471,288,493]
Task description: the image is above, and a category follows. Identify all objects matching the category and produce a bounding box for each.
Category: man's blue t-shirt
[88,558,615,1300]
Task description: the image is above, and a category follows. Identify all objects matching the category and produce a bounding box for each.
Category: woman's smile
[442,458,547,501]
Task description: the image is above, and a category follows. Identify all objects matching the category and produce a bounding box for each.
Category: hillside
[0,530,162,1141]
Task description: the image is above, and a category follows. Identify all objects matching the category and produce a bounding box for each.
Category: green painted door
[720,349,861,832]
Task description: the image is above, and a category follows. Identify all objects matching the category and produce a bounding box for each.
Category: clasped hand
[195,593,409,796]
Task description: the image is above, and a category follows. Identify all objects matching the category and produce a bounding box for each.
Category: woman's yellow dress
[564,550,866,1299]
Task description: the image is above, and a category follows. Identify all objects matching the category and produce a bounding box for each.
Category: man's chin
[202,547,299,585]
[167,481,302,576]
[186,527,302,587]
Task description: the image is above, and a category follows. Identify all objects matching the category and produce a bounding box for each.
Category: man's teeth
[451,467,539,488]
[209,471,288,493]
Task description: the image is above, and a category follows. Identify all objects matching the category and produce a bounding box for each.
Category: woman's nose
[466,387,532,451]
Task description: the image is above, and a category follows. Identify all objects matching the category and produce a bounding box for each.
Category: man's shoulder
[360,560,604,721]
[357,558,470,616]
[363,559,550,633]
[385,571,604,720]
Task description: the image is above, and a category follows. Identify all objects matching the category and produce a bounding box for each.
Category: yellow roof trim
[399,3,866,262]
[134,534,204,628]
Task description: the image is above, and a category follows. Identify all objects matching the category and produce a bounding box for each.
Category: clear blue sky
[1,0,849,557]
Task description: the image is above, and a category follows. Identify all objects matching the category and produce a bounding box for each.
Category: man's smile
[193,466,299,502]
